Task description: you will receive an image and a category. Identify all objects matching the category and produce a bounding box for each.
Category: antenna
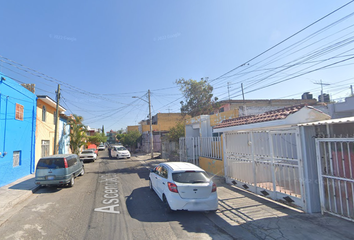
[314,80,330,102]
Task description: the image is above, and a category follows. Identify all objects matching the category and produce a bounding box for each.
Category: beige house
[35,95,66,165]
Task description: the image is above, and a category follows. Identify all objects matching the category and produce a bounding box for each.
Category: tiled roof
[214,104,307,129]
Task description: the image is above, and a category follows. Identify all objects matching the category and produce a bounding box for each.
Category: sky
[1,0,354,131]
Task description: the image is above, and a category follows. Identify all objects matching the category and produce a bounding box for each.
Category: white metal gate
[224,128,305,208]
[315,138,354,222]
[179,137,200,165]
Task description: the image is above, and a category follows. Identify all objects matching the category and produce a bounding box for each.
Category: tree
[120,130,141,151]
[87,132,107,146]
[68,114,87,154]
[115,128,125,143]
[176,78,218,117]
[166,122,185,142]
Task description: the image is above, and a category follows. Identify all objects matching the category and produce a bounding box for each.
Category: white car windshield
[172,171,210,183]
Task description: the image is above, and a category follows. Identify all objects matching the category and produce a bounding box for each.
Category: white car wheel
[163,195,173,213]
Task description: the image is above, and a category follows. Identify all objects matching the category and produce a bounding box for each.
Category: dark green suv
[35,154,84,187]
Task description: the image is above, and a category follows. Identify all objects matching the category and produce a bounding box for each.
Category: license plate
[46,176,55,180]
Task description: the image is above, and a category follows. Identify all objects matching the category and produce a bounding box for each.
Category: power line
[209,0,354,85]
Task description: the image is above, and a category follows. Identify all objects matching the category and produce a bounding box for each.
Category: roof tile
[214,104,307,129]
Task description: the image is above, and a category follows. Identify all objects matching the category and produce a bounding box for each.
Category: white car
[111,146,131,159]
[98,144,105,151]
[149,162,218,212]
[79,150,97,162]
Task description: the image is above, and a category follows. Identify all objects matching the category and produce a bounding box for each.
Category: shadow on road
[125,184,354,240]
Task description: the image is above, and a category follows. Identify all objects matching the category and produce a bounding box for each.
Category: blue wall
[0,74,37,187]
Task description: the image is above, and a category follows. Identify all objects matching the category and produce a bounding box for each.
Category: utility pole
[53,84,60,155]
[350,85,353,96]
[132,91,153,159]
[148,90,153,159]
[314,80,330,102]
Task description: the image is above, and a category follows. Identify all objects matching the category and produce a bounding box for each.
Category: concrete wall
[0,74,37,187]
[142,113,188,132]
[328,96,354,118]
[215,99,318,117]
[127,125,139,132]
[199,157,224,177]
[210,109,238,126]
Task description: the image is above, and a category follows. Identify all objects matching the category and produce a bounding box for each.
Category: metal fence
[200,137,222,160]
[179,137,200,165]
[315,138,354,222]
[224,128,305,208]
[179,137,222,165]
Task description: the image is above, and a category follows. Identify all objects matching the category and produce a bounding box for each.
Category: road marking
[95,174,120,214]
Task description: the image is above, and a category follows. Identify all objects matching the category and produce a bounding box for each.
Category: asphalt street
[0,150,232,240]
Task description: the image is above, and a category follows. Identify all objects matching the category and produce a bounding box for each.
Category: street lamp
[132,90,153,159]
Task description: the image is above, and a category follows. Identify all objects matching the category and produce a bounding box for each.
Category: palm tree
[68,114,87,154]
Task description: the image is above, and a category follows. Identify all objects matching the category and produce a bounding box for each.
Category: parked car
[111,146,131,159]
[79,149,97,162]
[87,144,98,156]
[98,144,105,151]
[88,148,98,156]
[35,154,84,187]
[149,162,218,212]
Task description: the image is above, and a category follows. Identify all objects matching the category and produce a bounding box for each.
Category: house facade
[127,125,139,133]
[0,74,37,187]
[106,130,117,143]
[35,95,66,165]
[139,113,189,153]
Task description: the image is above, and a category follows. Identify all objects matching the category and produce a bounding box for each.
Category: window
[13,151,21,167]
[67,156,76,167]
[41,140,50,158]
[160,166,168,179]
[15,104,24,121]
[42,106,46,122]
[37,158,65,169]
[219,107,224,113]
[172,171,209,183]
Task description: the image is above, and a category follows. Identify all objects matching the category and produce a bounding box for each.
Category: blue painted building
[0,73,37,187]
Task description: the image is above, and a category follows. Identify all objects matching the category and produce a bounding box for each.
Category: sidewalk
[207,176,354,240]
[0,174,39,226]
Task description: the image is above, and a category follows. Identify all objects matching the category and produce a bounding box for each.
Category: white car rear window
[172,171,209,183]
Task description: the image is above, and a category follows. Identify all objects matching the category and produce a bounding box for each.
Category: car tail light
[64,158,68,168]
[168,182,178,193]
[212,183,217,192]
